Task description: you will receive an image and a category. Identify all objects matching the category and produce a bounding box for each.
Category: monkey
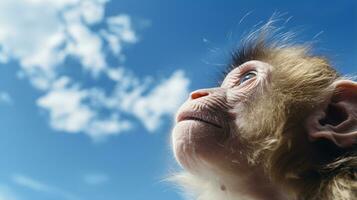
[170,23,357,200]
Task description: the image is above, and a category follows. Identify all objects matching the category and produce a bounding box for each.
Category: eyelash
[240,70,257,84]
[221,65,257,88]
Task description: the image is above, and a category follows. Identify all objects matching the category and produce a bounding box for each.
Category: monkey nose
[190,90,209,100]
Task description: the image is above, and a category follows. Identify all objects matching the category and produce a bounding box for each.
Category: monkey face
[172,60,273,175]
[171,25,357,199]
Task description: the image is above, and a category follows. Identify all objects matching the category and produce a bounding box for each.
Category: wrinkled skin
[172,60,276,196]
[171,58,357,199]
[172,60,272,174]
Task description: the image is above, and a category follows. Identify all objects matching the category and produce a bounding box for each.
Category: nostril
[190,91,209,100]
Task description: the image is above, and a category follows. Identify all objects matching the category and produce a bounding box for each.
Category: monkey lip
[177,111,223,129]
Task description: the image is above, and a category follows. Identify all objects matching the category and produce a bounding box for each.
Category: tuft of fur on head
[171,20,356,200]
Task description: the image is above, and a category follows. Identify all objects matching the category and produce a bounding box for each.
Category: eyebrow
[231,40,267,70]
[219,40,267,84]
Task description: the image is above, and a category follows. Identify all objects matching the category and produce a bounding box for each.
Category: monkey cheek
[172,121,226,172]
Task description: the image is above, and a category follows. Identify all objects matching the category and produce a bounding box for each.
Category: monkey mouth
[177,111,222,129]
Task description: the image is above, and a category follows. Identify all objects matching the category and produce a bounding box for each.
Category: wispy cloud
[12,174,80,200]
[0,185,19,200]
[0,0,190,140]
[129,70,190,131]
[0,0,134,89]
[0,92,12,105]
[83,173,109,186]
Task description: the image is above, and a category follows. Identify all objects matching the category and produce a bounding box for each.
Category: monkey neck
[214,166,290,200]
[174,165,294,200]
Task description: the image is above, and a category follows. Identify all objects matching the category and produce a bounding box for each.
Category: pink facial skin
[172,60,273,174]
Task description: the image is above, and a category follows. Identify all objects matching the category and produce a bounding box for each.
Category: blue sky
[0,0,355,200]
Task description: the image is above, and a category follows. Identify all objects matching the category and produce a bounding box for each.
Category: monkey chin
[172,120,227,174]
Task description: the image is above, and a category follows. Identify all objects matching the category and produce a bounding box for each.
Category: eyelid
[241,70,257,76]
[238,63,257,75]
[221,63,258,88]
[235,70,257,86]
[234,64,258,84]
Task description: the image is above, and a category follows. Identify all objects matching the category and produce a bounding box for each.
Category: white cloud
[83,173,109,185]
[0,0,115,89]
[66,22,106,75]
[107,15,137,43]
[86,115,132,140]
[37,77,133,140]
[94,69,190,132]
[24,0,79,9]
[0,185,19,200]
[78,0,106,25]
[36,70,189,140]
[37,83,94,133]
[130,70,190,131]
[12,174,52,192]
[0,0,66,90]
[12,174,80,200]
[101,15,137,57]
[0,0,190,140]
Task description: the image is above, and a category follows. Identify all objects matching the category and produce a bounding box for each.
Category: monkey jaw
[172,103,245,175]
[172,120,225,171]
[172,121,274,197]
[172,119,246,175]
[172,115,293,199]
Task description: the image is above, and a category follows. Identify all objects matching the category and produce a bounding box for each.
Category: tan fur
[172,22,356,200]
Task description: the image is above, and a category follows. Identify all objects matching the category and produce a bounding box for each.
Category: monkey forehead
[222,60,272,86]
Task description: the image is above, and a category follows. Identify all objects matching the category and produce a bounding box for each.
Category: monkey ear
[306,80,357,148]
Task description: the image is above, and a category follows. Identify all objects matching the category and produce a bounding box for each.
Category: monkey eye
[239,71,257,85]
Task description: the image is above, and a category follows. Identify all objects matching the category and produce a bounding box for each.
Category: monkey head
[171,31,357,199]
